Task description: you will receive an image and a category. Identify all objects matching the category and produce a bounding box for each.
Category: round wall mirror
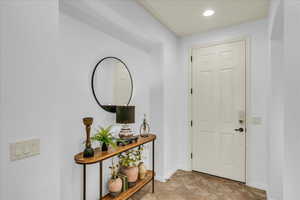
[91,57,133,113]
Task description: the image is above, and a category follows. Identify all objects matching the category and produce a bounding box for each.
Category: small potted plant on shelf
[108,159,122,197]
[91,125,116,151]
[118,147,143,187]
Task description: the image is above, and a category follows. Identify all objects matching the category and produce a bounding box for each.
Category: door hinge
[190,88,193,95]
[190,120,193,127]
[191,153,193,159]
[190,56,193,62]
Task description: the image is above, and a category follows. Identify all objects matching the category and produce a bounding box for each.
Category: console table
[74,134,156,200]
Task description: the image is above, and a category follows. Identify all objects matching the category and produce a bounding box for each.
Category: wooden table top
[74,134,156,165]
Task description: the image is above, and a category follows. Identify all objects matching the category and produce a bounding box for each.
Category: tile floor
[131,170,266,200]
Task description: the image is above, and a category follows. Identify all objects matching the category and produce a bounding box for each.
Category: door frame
[188,36,251,183]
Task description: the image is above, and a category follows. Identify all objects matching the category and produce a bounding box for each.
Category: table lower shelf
[102,170,154,200]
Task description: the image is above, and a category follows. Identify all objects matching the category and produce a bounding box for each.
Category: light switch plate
[10,139,40,161]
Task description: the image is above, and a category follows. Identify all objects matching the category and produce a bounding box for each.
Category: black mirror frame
[91,56,133,113]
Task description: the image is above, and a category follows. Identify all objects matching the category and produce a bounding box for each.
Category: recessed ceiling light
[203,9,215,17]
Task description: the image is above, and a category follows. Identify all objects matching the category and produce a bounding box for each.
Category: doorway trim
[187,36,251,184]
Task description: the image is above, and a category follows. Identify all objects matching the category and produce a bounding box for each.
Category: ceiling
[135,0,269,36]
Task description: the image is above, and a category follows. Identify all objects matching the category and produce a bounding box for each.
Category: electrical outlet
[10,139,40,161]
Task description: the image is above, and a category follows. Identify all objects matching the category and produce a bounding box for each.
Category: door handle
[234,127,244,132]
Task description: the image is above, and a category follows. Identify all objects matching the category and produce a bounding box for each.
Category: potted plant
[91,125,116,151]
[108,160,122,197]
[118,148,143,187]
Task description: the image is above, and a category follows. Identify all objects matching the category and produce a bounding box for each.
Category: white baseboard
[266,191,282,200]
[155,175,166,182]
[155,168,177,182]
[267,196,280,200]
[246,181,267,191]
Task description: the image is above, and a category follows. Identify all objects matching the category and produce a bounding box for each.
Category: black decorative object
[116,106,135,138]
[101,143,108,151]
[116,106,135,124]
[91,57,133,113]
[117,136,139,146]
[83,117,94,158]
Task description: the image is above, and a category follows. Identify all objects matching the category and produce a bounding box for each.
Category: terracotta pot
[138,162,147,180]
[108,178,122,194]
[121,166,139,183]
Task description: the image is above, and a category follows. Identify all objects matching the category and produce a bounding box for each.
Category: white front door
[191,40,246,182]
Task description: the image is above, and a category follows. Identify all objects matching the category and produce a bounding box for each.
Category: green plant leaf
[91,125,117,149]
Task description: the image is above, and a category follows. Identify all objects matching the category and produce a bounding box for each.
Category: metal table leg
[152,140,155,193]
[100,161,103,200]
[83,164,86,200]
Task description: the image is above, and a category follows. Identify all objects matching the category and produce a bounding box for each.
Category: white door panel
[192,41,246,182]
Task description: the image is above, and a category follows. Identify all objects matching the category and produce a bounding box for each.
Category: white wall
[268,40,284,200]
[179,20,269,190]
[283,0,300,199]
[268,1,300,199]
[0,1,60,200]
[267,0,284,199]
